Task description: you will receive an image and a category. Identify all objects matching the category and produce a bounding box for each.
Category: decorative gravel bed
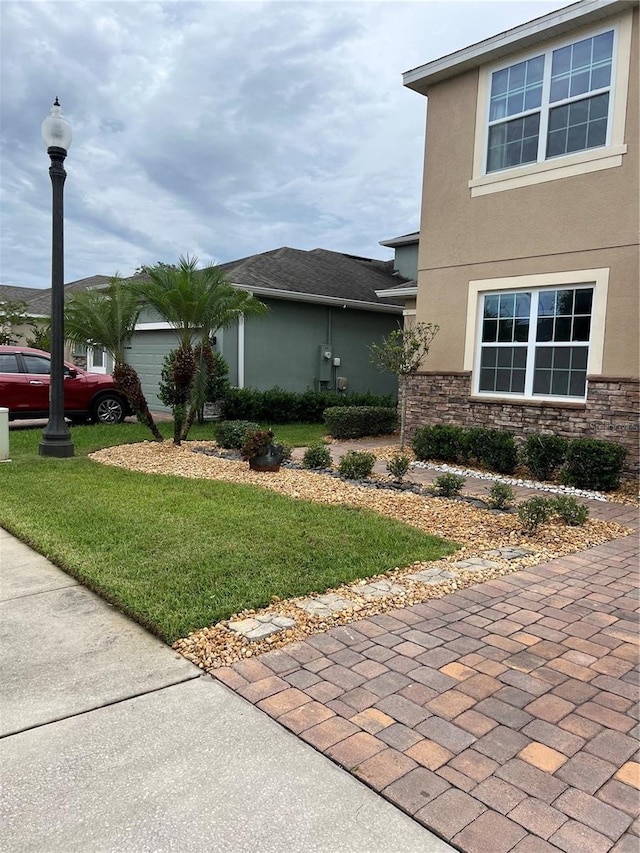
[90,440,631,670]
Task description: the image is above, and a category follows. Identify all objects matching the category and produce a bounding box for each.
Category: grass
[1,422,457,643]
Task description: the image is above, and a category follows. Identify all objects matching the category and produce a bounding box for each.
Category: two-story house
[403,0,639,477]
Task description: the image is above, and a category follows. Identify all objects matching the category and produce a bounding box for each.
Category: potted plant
[241,428,285,472]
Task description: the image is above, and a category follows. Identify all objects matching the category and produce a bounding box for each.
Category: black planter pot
[248,446,284,472]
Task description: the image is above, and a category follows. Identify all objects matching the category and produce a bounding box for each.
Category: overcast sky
[1,0,569,289]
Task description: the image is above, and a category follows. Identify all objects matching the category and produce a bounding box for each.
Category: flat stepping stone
[357,581,407,598]
[484,548,535,561]
[228,615,296,641]
[294,593,354,617]
[451,558,502,572]
[406,568,457,585]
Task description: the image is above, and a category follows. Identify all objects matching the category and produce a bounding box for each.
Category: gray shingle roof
[219,248,406,306]
[0,285,44,307]
[11,276,112,316]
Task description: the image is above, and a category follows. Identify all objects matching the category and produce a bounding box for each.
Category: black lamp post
[39,98,74,458]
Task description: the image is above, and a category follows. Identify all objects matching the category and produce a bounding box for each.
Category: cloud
[0,0,569,287]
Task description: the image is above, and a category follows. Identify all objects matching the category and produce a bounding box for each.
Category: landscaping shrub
[478,430,519,474]
[323,406,398,439]
[434,473,466,497]
[523,435,569,481]
[338,450,377,480]
[553,495,589,526]
[302,443,332,469]
[387,453,410,481]
[410,424,465,463]
[214,420,260,449]
[487,482,515,510]
[518,497,554,533]
[561,438,627,492]
[222,387,396,424]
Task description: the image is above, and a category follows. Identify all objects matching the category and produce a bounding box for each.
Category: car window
[23,355,51,374]
[0,354,21,373]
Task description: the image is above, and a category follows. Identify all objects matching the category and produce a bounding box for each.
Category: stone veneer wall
[403,372,639,481]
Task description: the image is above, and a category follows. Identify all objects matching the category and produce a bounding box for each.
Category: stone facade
[404,372,639,481]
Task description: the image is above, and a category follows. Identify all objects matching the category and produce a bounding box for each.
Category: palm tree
[64,277,163,441]
[134,255,268,444]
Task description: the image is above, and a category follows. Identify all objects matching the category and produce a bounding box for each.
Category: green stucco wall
[126,298,399,411]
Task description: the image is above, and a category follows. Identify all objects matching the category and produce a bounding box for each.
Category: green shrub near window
[411,425,465,462]
[562,438,626,492]
[412,424,517,474]
[523,435,569,481]
[338,450,377,480]
[323,406,398,440]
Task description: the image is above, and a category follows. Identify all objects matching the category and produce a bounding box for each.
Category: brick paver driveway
[215,494,639,853]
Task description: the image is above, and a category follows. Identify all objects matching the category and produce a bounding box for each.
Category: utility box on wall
[336,376,348,391]
[316,343,333,385]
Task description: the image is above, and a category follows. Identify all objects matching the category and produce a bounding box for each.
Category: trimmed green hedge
[323,406,398,439]
[410,423,627,491]
[221,387,396,424]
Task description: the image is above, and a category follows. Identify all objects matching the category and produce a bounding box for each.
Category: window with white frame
[87,346,106,373]
[478,286,593,399]
[486,28,614,173]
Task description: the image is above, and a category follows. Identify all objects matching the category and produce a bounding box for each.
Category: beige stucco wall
[416,8,639,379]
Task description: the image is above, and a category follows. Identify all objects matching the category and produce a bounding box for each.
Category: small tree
[0,299,35,345]
[369,322,439,448]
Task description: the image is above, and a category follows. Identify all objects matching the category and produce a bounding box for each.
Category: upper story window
[486,29,614,173]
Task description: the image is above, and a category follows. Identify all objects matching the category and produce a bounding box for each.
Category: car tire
[91,393,126,425]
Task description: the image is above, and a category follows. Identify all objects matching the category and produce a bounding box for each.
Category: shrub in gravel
[561,438,626,492]
[338,450,377,480]
[214,420,261,449]
[523,435,569,481]
[553,495,589,526]
[487,482,515,510]
[518,496,555,533]
[434,473,466,497]
[302,443,332,469]
[387,452,411,481]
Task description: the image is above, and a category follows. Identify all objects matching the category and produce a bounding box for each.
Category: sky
[0,0,570,289]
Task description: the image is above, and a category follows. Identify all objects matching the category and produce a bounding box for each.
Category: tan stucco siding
[417,245,638,378]
[416,8,639,381]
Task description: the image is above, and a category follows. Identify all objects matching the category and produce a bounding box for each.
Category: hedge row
[323,406,398,439]
[411,424,626,491]
[221,387,395,424]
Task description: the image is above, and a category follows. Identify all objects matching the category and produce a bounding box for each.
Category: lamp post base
[39,436,74,458]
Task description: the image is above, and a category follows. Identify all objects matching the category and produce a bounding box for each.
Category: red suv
[0,345,129,424]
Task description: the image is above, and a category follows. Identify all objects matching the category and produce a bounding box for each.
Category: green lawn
[1,422,457,642]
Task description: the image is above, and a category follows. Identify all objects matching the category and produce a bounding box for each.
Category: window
[478,286,593,399]
[0,354,20,373]
[23,354,51,374]
[486,30,614,173]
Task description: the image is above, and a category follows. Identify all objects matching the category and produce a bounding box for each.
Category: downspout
[237,314,245,389]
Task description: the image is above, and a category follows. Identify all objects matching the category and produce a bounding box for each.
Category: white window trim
[464,268,609,402]
[469,11,632,197]
[87,346,107,374]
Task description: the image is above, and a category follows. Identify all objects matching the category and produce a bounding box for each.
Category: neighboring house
[126,247,407,410]
[402,0,639,476]
[376,232,419,325]
[2,276,113,371]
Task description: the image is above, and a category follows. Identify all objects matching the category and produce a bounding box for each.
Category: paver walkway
[214,460,639,853]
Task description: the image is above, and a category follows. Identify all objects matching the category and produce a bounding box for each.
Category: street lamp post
[39,97,74,458]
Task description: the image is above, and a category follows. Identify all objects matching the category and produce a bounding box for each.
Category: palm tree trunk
[112,362,163,441]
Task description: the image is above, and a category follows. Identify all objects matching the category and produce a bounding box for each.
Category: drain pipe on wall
[237,314,245,389]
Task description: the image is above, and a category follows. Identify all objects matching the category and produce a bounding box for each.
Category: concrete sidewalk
[0,528,453,853]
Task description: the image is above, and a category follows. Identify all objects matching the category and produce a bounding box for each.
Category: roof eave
[403,0,635,95]
[231,283,403,313]
[376,286,418,299]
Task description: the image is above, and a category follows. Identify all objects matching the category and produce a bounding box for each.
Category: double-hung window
[486,29,614,173]
[478,286,593,400]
